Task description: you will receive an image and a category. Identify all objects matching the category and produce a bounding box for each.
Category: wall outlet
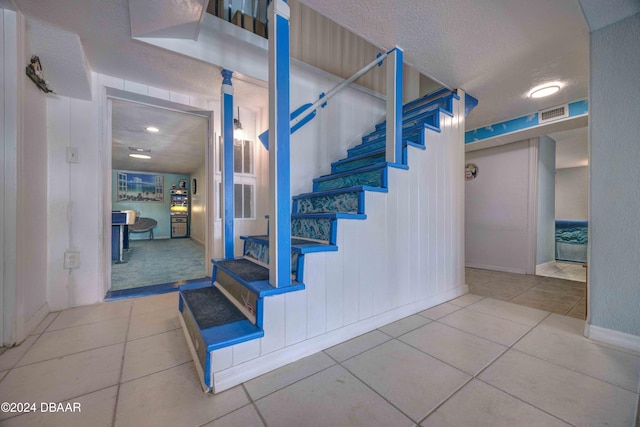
[64,251,80,269]
[66,147,79,163]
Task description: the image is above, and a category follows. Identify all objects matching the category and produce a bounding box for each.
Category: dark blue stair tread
[181,286,246,329]
[216,259,269,282]
[250,234,319,246]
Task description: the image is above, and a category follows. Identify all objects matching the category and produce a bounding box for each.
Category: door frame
[102,88,215,295]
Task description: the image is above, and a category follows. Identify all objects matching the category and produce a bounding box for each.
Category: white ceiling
[10,0,639,133]
[111,99,207,175]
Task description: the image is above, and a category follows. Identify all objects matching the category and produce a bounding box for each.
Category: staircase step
[241,235,338,281]
[376,93,456,132]
[178,281,264,390]
[332,151,386,173]
[348,125,435,158]
[292,185,387,215]
[313,163,389,192]
[401,87,452,112]
[363,108,443,143]
[291,212,366,244]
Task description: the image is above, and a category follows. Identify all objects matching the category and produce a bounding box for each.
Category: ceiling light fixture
[234,107,243,139]
[528,82,562,98]
[128,147,151,153]
[129,153,151,159]
[145,126,160,133]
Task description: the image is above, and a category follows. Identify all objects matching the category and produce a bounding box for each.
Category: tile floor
[536,260,587,282]
[467,267,587,319]
[1,275,638,426]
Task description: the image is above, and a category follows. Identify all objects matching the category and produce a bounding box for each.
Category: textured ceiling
[578,0,640,31]
[12,0,637,134]
[111,99,207,175]
[298,0,591,129]
[550,127,589,169]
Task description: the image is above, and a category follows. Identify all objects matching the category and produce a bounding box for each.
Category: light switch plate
[64,251,80,269]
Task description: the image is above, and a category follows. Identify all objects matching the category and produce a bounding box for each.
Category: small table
[129,217,158,240]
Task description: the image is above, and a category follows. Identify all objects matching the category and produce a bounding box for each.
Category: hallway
[0,277,637,426]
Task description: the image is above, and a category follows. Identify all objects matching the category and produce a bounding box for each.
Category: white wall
[209,100,467,392]
[465,139,537,274]
[588,13,640,338]
[16,22,49,340]
[555,166,588,220]
[537,136,556,265]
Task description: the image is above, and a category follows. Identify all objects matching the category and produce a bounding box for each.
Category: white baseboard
[211,284,469,393]
[585,324,640,353]
[466,263,528,275]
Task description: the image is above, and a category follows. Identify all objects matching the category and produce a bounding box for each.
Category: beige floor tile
[0,336,38,371]
[479,350,638,426]
[121,328,191,382]
[18,318,129,366]
[324,330,391,362]
[466,298,549,326]
[566,298,587,320]
[115,363,249,427]
[378,315,431,337]
[244,351,335,401]
[0,370,7,382]
[343,340,470,422]
[127,306,181,341]
[468,284,524,301]
[515,326,640,392]
[401,322,507,376]
[0,344,124,420]
[537,313,586,336]
[509,289,579,315]
[449,293,484,307]
[418,303,461,320]
[202,404,265,427]
[47,300,131,331]
[255,364,413,427]
[422,379,570,427]
[0,386,117,427]
[30,312,59,335]
[130,291,180,316]
[529,282,585,298]
[438,308,533,346]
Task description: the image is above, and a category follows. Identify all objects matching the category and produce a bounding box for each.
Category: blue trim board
[105,277,208,300]
[465,99,588,144]
[274,12,292,287]
[200,320,264,352]
[393,47,403,165]
[222,73,235,259]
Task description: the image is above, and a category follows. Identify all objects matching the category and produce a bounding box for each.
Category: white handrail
[290,49,394,129]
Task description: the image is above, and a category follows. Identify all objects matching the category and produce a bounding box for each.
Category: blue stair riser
[348,134,423,158]
[332,147,410,174]
[401,87,453,112]
[294,190,362,214]
[332,152,385,173]
[291,217,336,244]
[243,239,302,279]
[363,110,440,143]
[377,94,455,131]
[313,167,387,192]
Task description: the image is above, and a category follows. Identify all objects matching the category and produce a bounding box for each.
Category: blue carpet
[111,238,207,291]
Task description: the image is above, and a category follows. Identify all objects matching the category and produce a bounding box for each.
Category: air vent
[538,104,568,124]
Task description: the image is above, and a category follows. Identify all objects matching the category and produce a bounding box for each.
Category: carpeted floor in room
[111,238,207,291]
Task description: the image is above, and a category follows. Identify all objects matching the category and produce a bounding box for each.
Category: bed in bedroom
[555,220,588,263]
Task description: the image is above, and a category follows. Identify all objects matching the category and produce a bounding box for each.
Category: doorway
[535,127,588,283]
[108,98,211,295]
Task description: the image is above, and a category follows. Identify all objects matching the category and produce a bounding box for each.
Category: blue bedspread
[555,220,588,244]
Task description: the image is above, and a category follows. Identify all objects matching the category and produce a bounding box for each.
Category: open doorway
[535,127,588,283]
[109,99,210,295]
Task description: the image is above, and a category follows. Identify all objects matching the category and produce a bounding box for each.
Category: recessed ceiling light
[129,153,151,159]
[145,126,159,133]
[529,83,562,98]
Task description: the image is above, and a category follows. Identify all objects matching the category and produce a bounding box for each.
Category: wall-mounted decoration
[465,163,478,181]
[116,171,164,202]
[25,55,55,94]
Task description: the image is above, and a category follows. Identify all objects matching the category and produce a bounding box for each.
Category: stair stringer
[205,99,467,394]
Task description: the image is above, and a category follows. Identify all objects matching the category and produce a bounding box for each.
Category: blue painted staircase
[178,88,458,390]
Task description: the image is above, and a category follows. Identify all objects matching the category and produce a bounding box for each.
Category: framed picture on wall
[116,171,164,202]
